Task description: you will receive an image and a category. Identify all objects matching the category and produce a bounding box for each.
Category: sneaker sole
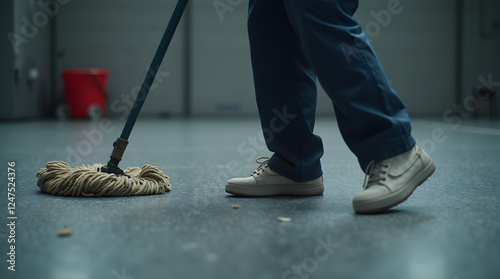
[353,158,436,214]
[225,182,324,197]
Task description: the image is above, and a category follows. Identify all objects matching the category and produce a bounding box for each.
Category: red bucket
[62,68,109,118]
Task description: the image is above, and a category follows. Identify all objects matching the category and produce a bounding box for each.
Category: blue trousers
[248,0,416,182]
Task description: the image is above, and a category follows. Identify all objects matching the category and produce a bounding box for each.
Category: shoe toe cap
[226,176,257,186]
[353,186,391,203]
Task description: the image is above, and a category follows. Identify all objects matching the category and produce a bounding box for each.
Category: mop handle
[120,0,189,140]
[102,0,189,175]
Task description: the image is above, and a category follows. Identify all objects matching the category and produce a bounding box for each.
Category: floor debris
[57,228,72,237]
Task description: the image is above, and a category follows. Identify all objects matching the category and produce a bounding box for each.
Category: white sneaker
[352,145,435,214]
[225,157,324,196]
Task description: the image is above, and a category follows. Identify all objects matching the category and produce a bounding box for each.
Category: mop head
[36,161,171,197]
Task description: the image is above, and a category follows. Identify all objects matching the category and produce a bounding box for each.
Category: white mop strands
[36,161,170,197]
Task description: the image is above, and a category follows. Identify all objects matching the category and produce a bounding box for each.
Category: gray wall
[339,0,457,117]
[1,0,53,119]
[191,0,255,115]
[2,0,500,119]
[191,0,475,117]
[0,0,15,119]
[461,0,500,115]
[55,0,187,118]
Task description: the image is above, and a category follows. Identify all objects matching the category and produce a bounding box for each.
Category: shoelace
[362,160,390,189]
[251,156,270,177]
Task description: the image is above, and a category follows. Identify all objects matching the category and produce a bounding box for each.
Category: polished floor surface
[0,117,499,279]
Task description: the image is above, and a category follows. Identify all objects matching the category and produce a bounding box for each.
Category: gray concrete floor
[0,117,499,279]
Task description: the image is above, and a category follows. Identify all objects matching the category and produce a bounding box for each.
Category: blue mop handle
[120,0,189,140]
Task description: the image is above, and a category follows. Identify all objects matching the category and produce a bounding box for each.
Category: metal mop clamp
[100,137,130,177]
[100,0,189,177]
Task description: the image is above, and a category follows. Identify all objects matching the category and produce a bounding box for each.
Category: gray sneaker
[225,157,324,197]
[352,145,435,214]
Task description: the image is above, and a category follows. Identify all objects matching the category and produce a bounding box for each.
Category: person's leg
[281,0,435,213]
[248,0,324,182]
[225,0,325,196]
[282,0,415,170]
